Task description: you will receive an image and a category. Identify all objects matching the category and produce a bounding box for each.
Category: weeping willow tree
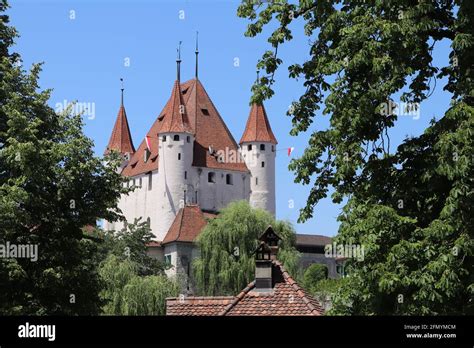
[193,201,300,296]
[99,255,179,315]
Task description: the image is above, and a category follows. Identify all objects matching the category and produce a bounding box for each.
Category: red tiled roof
[146,241,162,247]
[104,105,135,155]
[165,260,324,316]
[159,80,193,134]
[166,296,234,316]
[162,204,209,245]
[239,103,277,145]
[222,260,323,316]
[121,79,248,177]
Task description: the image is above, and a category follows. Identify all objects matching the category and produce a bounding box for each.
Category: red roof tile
[121,79,248,177]
[162,204,209,245]
[159,80,193,134]
[165,259,324,316]
[104,105,135,155]
[166,296,234,316]
[239,103,277,145]
[296,234,333,247]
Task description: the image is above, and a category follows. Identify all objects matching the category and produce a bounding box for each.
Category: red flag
[287,147,294,156]
[145,136,152,151]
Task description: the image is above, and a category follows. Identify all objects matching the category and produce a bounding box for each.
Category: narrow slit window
[178,153,181,160]
[226,174,233,185]
[208,172,216,183]
[148,173,152,190]
[261,161,265,168]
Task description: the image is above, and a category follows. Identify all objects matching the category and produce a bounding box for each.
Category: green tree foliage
[99,255,179,315]
[0,0,125,315]
[303,264,328,293]
[238,0,473,314]
[193,201,300,296]
[103,218,165,276]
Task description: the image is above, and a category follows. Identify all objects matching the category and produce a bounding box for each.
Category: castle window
[272,145,275,152]
[260,144,265,151]
[148,173,152,190]
[139,177,142,187]
[208,172,216,183]
[255,177,258,185]
[261,161,265,168]
[178,153,181,160]
[184,171,187,180]
[187,136,190,143]
[162,136,166,142]
[248,144,252,151]
[226,174,233,185]
[164,254,172,266]
[201,108,210,116]
[174,135,180,141]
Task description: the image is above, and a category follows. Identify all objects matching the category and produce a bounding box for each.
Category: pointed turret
[159,80,193,134]
[239,103,277,145]
[104,80,135,156]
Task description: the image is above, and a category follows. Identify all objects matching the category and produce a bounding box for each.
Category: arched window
[208,172,216,183]
[174,135,180,141]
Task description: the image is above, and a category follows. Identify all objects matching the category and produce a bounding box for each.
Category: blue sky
[8,0,453,236]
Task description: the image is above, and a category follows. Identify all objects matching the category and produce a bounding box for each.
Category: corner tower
[104,79,135,172]
[240,102,277,215]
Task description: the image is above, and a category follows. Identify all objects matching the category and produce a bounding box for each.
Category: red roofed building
[103,46,278,285]
[166,227,324,316]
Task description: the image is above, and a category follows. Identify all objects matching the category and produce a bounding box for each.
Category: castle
[103,48,277,285]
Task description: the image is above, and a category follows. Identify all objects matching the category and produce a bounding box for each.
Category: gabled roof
[104,104,135,155]
[162,204,210,245]
[165,260,324,316]
[239,103,277,145]
[121,79,248,177]
[221,260,323,316]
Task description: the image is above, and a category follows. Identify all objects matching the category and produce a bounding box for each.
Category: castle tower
[155,76,195,240]
[104,79,135,172]
[240,102,277,215]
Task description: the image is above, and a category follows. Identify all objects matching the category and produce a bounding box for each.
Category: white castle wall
[240,141,276,215]
[155,132,194,241]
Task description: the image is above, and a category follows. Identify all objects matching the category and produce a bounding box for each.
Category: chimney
[254,226,281,291]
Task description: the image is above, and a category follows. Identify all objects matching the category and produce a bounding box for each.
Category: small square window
[248,144,252,151]
[201,108,210,116]
[164,254,172,265]
[260,144,265,151]
[174,135,180,141]
[226,174,233,185]
[162,136,167,142]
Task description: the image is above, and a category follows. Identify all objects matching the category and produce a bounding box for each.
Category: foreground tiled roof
[162,204,209,245]
[222,260,323,316]
[239,103,277,145]
[121,79,248,177]
[166,296,234,316]
[166,260,324,316]
[295,234,332,247]
[104,104,135,155]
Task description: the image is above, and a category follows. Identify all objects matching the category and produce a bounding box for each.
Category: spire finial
[176,41,182,82]
[195,31,199,79]
[120,77,124,106]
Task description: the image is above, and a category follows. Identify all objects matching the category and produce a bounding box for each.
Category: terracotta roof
[146,241,162,247]
[295,234,333,247]
[104,104,135,155]
[165,260,324,316]
[159,80,193,134]
[121,79,248,177]
[166,296,234,316]
[222,260,323,316]
[239,103,277,145]
[162,204,209,245]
